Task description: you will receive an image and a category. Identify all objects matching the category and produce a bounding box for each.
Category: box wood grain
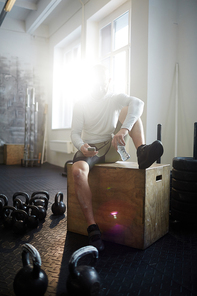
[67,162,170,249]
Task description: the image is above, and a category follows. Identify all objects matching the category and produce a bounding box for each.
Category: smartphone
[88,147,96,151]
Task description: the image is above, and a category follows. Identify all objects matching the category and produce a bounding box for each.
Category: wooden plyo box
[67,162,170,249]
[4,144,24,165]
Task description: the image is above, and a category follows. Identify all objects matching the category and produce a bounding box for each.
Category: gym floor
[0,163,197,296]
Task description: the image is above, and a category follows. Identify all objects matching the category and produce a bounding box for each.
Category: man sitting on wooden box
[70,64,163,252]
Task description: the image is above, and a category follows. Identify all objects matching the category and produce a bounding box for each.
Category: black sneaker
[87,224,105,252]
[137,140,164,169]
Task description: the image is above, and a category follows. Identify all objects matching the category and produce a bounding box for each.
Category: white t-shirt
[71,92,144,150]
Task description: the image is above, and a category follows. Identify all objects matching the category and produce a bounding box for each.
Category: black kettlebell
[31,191,49,209]
[12,209,28,234]
[13,197,23,209]
[66,246,100,296]
[26,205,39,229]
[51,192,66,215]
[0,194,8,219]
[13,198,27,220]
[2,206,15,228]
[29,196,48,220]
[13,243,48,296]
[13,192,30,212]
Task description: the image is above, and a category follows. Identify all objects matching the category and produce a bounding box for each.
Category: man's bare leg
[118,106,163,168]
[118,106,145,149]
[72,159,105,251]
[129,118,145,149]
[72,160,95,226]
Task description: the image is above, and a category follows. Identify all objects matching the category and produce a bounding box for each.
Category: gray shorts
[73,121,129,170]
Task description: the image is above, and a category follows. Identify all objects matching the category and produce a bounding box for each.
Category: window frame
[99,2,131,94]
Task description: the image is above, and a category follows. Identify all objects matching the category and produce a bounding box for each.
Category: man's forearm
[71,131,84,151]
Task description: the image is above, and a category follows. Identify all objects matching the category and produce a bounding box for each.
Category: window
[99,10,130,94]
[62,46,81,128]
[52,4,130,130]
[114,12,129,50]
[52,40,81,129]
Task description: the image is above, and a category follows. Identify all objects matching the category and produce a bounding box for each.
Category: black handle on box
[156,124,162,163]
[156,175,162,181]
[194,122,197,160]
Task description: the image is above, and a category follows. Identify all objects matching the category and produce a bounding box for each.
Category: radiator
[49,140,77,154]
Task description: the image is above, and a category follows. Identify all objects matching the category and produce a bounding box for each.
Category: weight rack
[21,87,40,167]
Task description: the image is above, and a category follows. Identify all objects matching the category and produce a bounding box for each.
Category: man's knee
[72,161,89,184]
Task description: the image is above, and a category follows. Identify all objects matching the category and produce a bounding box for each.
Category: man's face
[90,70,110,100]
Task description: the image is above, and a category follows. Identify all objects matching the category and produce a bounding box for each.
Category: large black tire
[172,168,197,182]
[171,188,197,203]
[171,155,197,223]
[171,207,196,223]
[171,197,197,213]
[172,157,197,172]
[172,178,197,192]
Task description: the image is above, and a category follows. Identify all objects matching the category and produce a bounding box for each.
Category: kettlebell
[12,209,28,234]
[13,243,48,296]
[29,196,48,220]
[26,205,39,229]
[31,191,49,208]
[0,194,8,219]
[51,192,66,215]
[66,246,100,296]
[13,198,27,220]
[2,206,15,228]
[13,192,30,213]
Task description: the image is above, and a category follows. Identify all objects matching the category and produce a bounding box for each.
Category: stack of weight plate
[171,157,197,223]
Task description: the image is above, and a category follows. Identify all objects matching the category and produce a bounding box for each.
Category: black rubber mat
[0,163,197,296]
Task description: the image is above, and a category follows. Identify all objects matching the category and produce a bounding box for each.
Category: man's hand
[112,128,129,150]
[80,143,98,157]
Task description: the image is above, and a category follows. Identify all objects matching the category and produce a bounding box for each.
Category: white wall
[0,22,49,76]
[147,0,178,166]
[177,0,197,158]
[128,0,149,161]
[0,26,49,163]
[147,0,197,167]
